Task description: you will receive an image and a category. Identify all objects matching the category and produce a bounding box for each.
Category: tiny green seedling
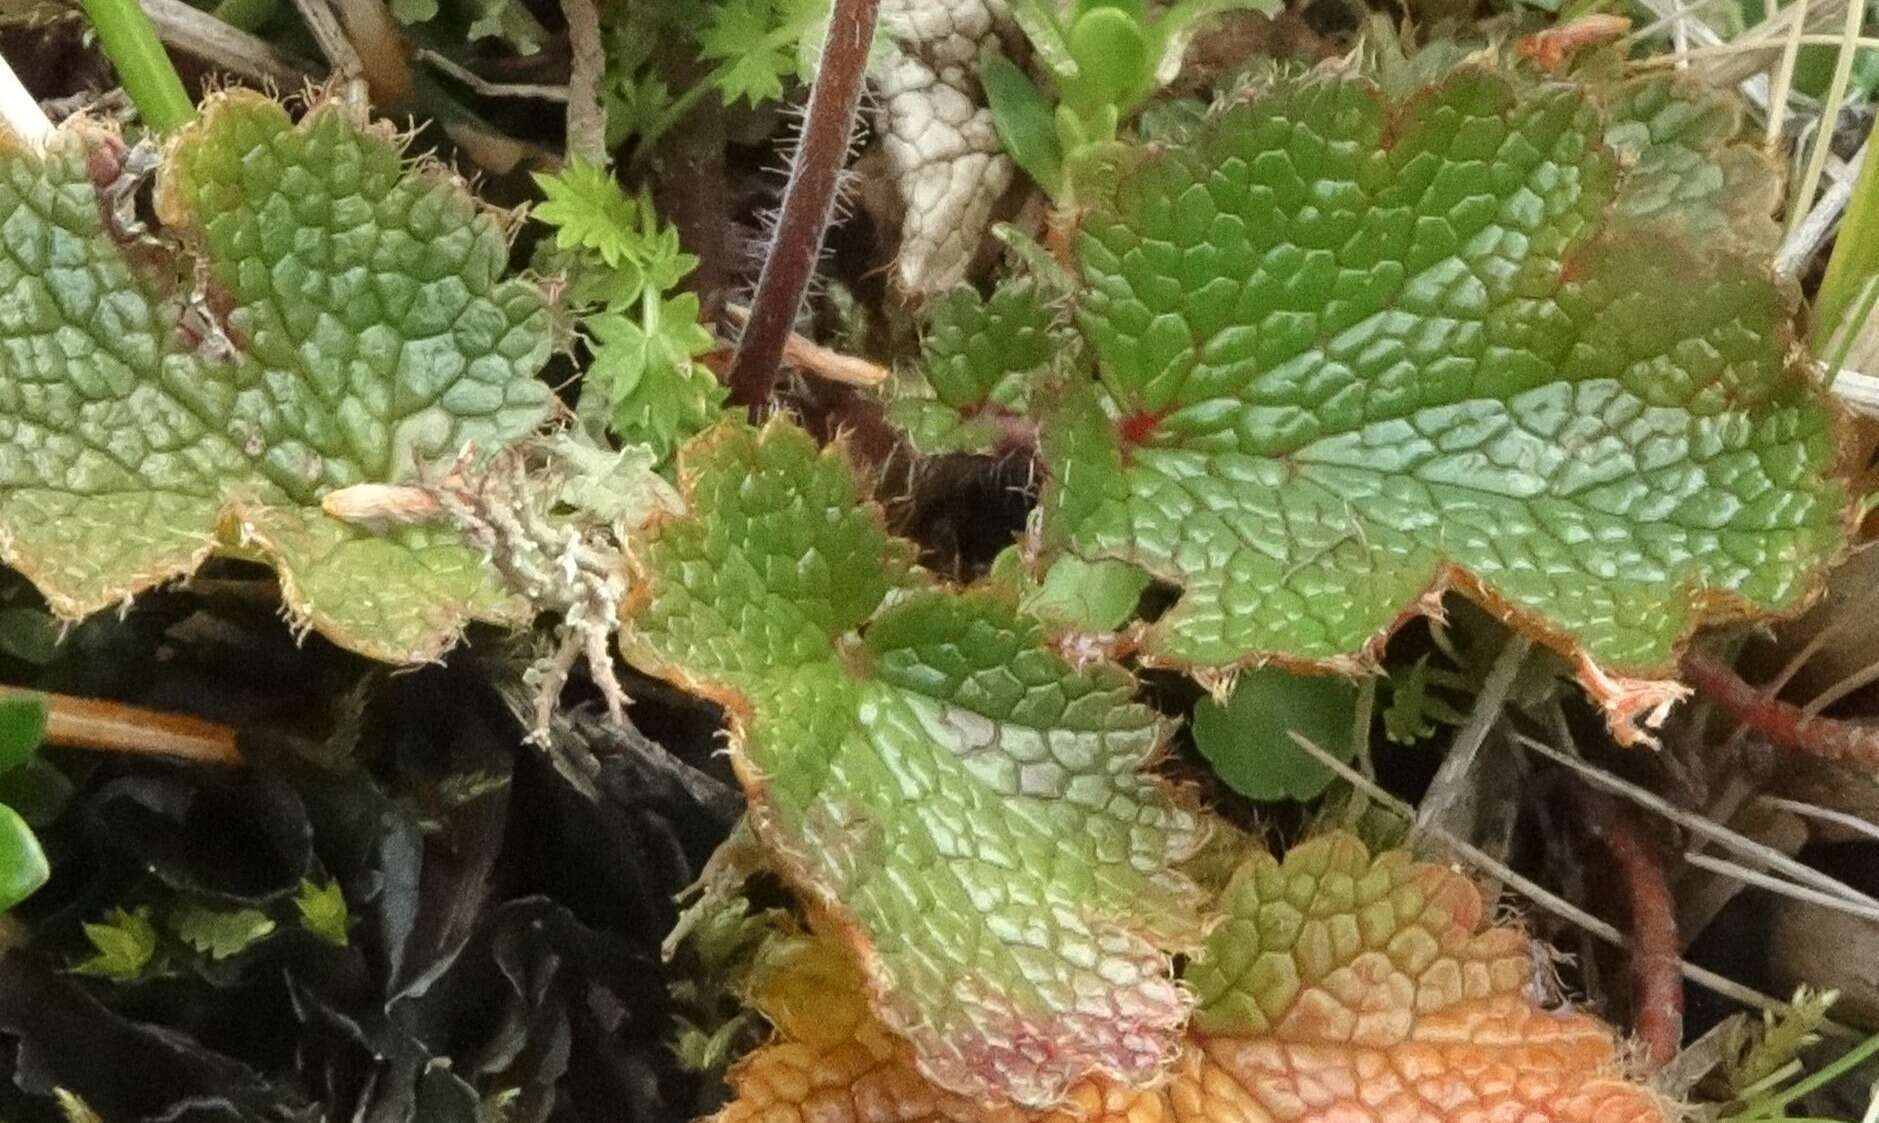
[983,0,1279,200]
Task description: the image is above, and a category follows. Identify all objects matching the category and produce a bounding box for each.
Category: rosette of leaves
[0,93,555,661]
[919,64,1848,732]
[713,833,1667,1122]
[620,420,1209,1108]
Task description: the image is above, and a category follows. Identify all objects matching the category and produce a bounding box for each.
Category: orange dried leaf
[714,834,1668,1123]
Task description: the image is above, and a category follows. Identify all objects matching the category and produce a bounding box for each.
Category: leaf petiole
[78,0,196,132]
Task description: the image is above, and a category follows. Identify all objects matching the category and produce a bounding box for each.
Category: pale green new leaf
[171,905,277,960]
[0,94,554,661]
[294,878,350,948]
[73,906,160,981]
[623,421,1208,1109]
[700,0,827,107]
[1043,68,1846,716]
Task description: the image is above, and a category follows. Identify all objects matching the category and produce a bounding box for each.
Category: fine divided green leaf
[623,421,1209,1109]
[0,94,554,661]
[1042,67,1847,715]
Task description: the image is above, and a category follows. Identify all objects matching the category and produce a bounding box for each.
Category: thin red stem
[1681,649,1879,770]
[725,0,880,412]
[1570,784,1683,1069]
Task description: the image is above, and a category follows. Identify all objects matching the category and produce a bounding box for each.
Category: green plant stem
[79,0,195,132]
[1740,1030,1879,1118]
[1814,142,1879,354]
[635,79,716,164]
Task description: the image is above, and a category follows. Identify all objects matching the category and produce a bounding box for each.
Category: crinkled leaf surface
[714,833,1666,1123]
[1600,75,1781,248]
[892,282,1065,455]
[1041,68,1846,695]
[622,421,1208,1108]
[0,93,552,661]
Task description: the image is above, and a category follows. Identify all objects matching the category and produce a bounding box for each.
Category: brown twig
[724,0,880,412]
[1570,783,1684,1069]
[1681,649,1879,770]
[559,0,606,164]
[721,303,888,386]
[0,686,242,767]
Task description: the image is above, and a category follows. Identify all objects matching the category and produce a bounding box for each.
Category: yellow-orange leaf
[714,835,1667,1123]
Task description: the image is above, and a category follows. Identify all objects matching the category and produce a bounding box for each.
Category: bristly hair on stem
[725,0,880,413]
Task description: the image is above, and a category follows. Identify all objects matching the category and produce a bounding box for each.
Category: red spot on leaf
[1117,407,1166,447]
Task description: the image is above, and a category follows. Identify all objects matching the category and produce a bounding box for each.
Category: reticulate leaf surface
[622,421,1208,1109]
[0,93,553,661]
[892,282,1068,455]
[1040,67,1846,699]
[713,833,1666,1123]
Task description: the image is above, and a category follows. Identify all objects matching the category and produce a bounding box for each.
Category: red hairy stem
[1569,784,1683,1069]
[1681,649,1879,770]
[725,0,880,412]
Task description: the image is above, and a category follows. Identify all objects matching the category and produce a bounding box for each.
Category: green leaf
[890,281,1065,454]
[532,161,651,274]
[1043,68,1846,722]
[1062,6,1154,117]
[1600,74,1780,250]
[0,693,46,776]
[1380,654,1470,745]
[1007,0,1078,78]
[983,55,1066,198]
[388,0,438,23]
[54,1090,103,1123]
[293,878,351,947]
[0,95,555,663]
[0,803,46,912]
[700,0,827,107]
[1019,554,1150,632]
[466,0,545,53]
[589,294,724,460]
[623,421,1208,1108]
[1191,667,1359,801]
[171,904,277,959]
[73,906,160,980]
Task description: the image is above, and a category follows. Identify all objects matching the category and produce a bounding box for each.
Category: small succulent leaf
[892,281,1062,454]
[1190,667,1359,801]
[714,834,1666,1123]
[0,803,46,912]
[983,55,1067,197]
[1042,68,1846,696]
[1007,0,1077,77]
[624,421,1208,1108]
[1062,7,1154,116]
[0,95,554,662]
